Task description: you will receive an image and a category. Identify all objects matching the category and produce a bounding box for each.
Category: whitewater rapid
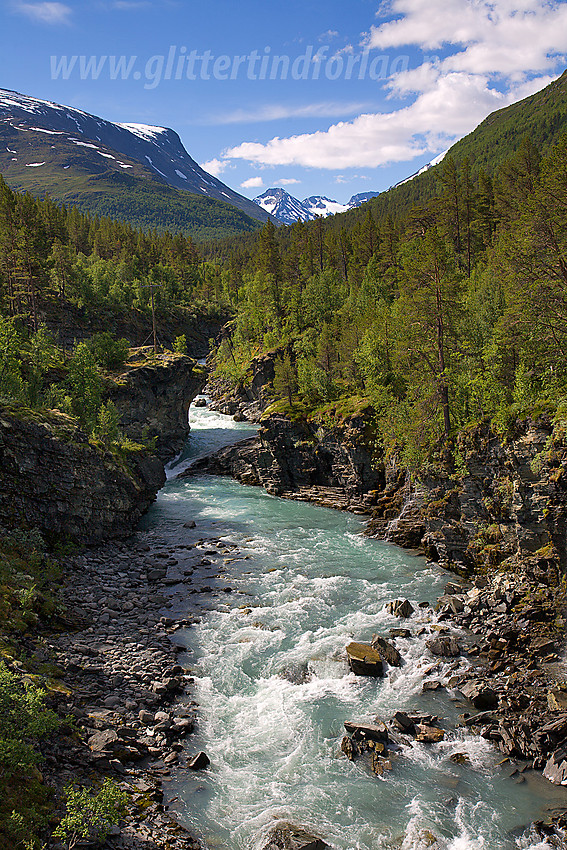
[140,403,564,850]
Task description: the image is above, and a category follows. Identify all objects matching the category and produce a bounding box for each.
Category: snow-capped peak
[254,188,351,224]
[303,195,350,217]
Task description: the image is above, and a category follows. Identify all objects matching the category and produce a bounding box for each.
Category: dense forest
[0,176,229,438]
[207,133,567,466]
[2,125,567,468]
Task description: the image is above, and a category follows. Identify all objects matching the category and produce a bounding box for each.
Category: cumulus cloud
[201,158,228,177]
[14,1,72,23]
[225,72,510,169]
[277,177,301,185]
[223,1,566,170]
[366,0,567,76]
[240,176,264,189]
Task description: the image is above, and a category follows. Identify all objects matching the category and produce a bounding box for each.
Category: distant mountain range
[3,70,567,239]
[0,88,270,240]
[252,155,447,225]
[254,187,382,225]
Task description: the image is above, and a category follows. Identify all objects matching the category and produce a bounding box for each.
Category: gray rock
[544,747,567,785]
[344,720,389,742]
[386,599,415,618]
[88,729,119,752]
[261,822,330,850]
[187,751,210,770]
[370,635,403,667]
[460,681,499,709]
[426,636,461,657]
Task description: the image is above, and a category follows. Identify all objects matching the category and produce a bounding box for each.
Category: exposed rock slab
[261,822,329,850]
[346,642,384,676]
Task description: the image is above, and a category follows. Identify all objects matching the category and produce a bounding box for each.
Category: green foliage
[52,779,127,850]
[0,318,25,400]
[88,332,129,371]
[0,662,59,779]
[92,401,121,447]
[173,334,188,354]
[64,343,102,430]
[273,352,298,407]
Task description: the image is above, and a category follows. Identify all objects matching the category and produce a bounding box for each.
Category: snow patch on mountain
[391,150,448,189]
[303,196,350,217]
[0,87,271,225]
[117,123,169,142]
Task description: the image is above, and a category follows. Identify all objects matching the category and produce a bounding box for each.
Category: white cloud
[366,0,567,75]
[336,174,370,183]
[225,72,510,169]
[204,101,370,125]
[201,158,228,177]
[277,177,301,185]
[319,29,339,41]
[240,176,264,189]
[224,1,567,171]
[14,1,72,23]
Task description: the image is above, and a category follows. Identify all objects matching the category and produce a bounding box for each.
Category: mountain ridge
[254,187,371,224]
[0,88,270,239]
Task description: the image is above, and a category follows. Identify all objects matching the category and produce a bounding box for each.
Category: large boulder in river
[344,720,389,742]
[371,635,403,666]
[261,822,329,850]
[346,642,384,676]
[386,599,415,618]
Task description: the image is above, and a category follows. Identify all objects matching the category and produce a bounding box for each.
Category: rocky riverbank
[6,520,256,849]
[184,407,381,513]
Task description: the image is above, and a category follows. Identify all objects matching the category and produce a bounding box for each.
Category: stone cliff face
[108,353,207,461]
[0,404,165,545]
[190,399,567,578]
[185,410,383,512]
[368,418,567,574]
[208,350,280,422]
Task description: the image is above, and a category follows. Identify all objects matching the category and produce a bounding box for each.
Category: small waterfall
[386,473,420,542]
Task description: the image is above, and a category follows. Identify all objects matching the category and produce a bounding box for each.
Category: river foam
[143,404,563,850]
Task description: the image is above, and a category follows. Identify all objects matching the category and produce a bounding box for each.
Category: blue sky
[2,0,567,203]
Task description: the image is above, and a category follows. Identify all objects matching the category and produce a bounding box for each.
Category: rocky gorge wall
[368,418,567,576]
[207,350,278,422]
[185,409,383,512]
[0,403,165,545]
[0,353,206,545]
[108,352,206,461]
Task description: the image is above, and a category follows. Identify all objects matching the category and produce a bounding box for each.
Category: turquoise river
[140,401,566,850]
